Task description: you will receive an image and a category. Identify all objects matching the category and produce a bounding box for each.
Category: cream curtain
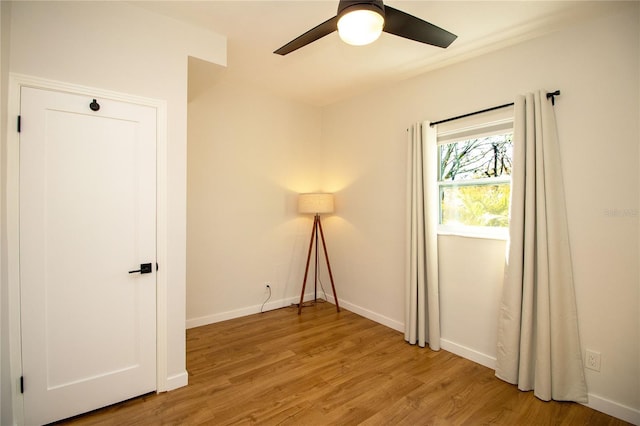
[405,122,440,350]
[495,91,588,402]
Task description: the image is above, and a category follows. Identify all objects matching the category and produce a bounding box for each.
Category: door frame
[7,73,169,424]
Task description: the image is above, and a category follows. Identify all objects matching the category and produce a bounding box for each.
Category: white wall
[186,71,323,326]
[2,1,226,423]
[1,2,12,424]
[320,2,639,422]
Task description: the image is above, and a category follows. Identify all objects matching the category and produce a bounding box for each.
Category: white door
[19,87,157,425]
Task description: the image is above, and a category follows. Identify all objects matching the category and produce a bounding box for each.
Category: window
[436,116,513,238]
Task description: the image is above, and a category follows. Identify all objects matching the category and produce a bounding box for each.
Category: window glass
[439,134,512,181]
[438,132,513,234]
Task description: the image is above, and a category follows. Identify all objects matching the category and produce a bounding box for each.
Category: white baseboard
[437,340,639,424]
[583,393,640,425]
[184,299,638,424]
[323,295,404,333]
[187,306,262,329]
[186,294,311,329]
[186,293,404,332]
[165,371,188,391]
[440,338,497,370]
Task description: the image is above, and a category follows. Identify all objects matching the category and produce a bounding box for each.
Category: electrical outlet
[585,349,601,372]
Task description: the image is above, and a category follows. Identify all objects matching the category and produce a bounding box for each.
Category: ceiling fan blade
[383,6,457,48]
[274,15,339,55]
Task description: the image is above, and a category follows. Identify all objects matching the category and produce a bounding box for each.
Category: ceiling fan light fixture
[337,7,384,46]
[274,0,456,56]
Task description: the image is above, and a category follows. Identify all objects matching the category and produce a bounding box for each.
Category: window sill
[437,225,508,241]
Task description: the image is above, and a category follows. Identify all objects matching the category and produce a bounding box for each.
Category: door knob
[129,263,152,274]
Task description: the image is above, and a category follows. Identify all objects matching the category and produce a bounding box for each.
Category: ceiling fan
[274,0,457,55]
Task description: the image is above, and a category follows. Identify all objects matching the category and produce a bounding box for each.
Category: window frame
[435,113,514,240]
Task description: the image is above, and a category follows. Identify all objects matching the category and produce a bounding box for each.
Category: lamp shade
[298,193,334,214]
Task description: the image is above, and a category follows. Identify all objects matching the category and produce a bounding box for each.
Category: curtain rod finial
[546,90,561,105]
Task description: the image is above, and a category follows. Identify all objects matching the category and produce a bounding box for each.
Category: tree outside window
[438,133,513,229]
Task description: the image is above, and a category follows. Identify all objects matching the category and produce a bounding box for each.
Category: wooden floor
[57,302,629,426]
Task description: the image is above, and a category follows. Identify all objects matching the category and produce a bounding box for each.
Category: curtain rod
[429,90,560,127]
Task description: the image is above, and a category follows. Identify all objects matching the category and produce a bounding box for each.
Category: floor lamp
[298,193,340,315]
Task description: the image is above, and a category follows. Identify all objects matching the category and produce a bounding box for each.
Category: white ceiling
[133,1,614,106]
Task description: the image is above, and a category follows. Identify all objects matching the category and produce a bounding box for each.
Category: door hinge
[156,262,159,271]
[17,115,21,133]
[20,376,24,394]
